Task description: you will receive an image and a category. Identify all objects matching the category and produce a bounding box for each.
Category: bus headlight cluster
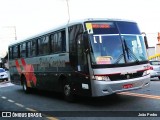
[94,76,110,81]
[142,70,150,76]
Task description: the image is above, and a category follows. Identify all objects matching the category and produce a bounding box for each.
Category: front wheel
[63,81,75,102]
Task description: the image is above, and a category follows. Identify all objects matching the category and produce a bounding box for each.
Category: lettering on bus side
[39,57,65,68]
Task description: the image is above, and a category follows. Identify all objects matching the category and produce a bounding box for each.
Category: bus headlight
[143,70,150,76]
[94,76,111,81]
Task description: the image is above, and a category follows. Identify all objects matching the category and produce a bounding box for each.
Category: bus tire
[63,81,75,102]
[22,77,31,93]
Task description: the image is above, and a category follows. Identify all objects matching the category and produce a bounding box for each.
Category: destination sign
[92,24,110,29]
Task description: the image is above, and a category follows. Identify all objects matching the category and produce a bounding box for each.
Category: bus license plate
[123,84,133,89]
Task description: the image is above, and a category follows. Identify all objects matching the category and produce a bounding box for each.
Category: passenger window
[27,41,31,57]
[50,33,58,53]
[38,36,50,55]
[50,29,66,53]
[13,45,19,59]
[31,40,37,56]
[9,47,13,59]
[20,43,26,57]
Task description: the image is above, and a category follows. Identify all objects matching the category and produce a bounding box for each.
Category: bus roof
[9,18,136,46]
[72,18,135,23]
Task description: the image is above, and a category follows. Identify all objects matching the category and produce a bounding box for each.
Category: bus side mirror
[144,36,149,49]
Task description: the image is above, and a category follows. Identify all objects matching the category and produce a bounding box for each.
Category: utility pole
[66,0,70,24]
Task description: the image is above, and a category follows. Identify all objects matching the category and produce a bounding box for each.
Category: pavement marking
[15,103,24,108]
[46,117,59,120]
[0,95,59,120]
[1,96,7,99]
[25,107,37,112]
[8,99,15,103]
[25,108,59,120]
[0,82,14,88]
[118,92,160,100]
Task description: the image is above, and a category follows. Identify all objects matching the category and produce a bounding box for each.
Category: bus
[8,18,150,101]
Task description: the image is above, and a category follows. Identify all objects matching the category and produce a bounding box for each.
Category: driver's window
[69,24,84,71]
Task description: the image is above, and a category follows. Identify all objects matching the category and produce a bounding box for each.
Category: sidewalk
[0,80,14,88]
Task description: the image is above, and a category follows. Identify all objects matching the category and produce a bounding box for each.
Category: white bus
[8,18,150,101]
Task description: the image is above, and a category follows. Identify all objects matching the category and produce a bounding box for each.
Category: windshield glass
[89,34,125,64]
[122,35,148,63]
[85,21,148,65]
[0,69,5,72]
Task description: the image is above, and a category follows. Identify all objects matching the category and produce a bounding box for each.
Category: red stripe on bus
[15,60,21,74]
[21,58,26,66]
[94,73,121,76]
[14,59,37,86]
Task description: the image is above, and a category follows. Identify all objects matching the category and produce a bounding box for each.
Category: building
[147,47,155,57]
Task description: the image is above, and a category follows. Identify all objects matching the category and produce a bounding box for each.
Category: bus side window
[44,36,50,54]
[61,30,66,52]
[13,45,19,59]
[20,43,26,58]
[27,41,31,57]
[9,47,13,60]
[76,25,88,72]
[69,24,83,70]
[57,30,66,52]
[57,32,61,52]
[50,33,58,53]
[38,37,43,55]
[31,39,37,56]
[50,29,66,53]
[38,36,50,55]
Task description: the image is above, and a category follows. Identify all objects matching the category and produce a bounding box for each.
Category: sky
[0,0,160,57]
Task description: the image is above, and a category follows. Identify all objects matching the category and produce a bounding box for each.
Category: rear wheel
[22,77,31,93]
[63,81,75,102]
[158,77,160,80]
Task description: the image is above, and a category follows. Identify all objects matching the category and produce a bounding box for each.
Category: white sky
[0,0,160,57]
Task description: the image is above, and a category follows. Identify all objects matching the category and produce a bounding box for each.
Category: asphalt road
[0,79,160,120]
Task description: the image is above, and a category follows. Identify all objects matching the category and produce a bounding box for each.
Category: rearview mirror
[144,36,149,49]
[142,32,149,49]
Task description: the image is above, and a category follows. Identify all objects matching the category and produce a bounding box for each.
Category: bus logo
[126,75,130,79]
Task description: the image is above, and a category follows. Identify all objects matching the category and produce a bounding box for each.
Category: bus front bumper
[91,74,150,97]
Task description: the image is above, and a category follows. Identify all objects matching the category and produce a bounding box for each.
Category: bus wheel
[63,81,75,102]
[22,77,31,93]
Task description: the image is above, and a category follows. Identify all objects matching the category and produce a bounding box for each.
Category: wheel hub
[64,84,70,96]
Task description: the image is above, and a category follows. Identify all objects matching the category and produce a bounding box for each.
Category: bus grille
[109,71,143,81]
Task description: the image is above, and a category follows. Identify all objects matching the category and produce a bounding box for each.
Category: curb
[0,80,11,85]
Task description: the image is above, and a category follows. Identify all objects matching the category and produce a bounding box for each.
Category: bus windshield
[85,21,148,65]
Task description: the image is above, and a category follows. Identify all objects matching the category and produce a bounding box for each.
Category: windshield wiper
[114,53,124,64]
[123,39,140,63]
